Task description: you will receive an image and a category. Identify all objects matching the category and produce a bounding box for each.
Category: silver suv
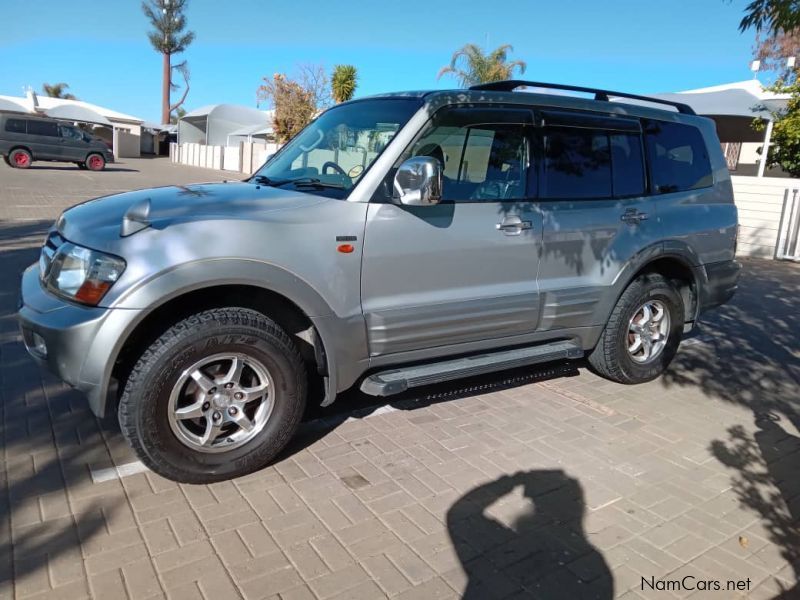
[17,81,740,483]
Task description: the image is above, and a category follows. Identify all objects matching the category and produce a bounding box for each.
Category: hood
[59,181,329,241]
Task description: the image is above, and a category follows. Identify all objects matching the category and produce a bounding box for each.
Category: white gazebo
[645,81,790,177]
[178,104,271,147]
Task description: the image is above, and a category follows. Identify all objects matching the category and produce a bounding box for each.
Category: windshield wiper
[250,175,285,186]
[284,177,346,190]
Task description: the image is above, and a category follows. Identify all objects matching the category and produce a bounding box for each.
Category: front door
[361,106,543,358]
[57,124,89,161]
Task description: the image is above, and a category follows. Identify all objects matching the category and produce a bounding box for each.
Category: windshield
[252,98,422,199]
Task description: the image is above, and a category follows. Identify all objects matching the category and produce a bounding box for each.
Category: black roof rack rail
[468,80,696,115]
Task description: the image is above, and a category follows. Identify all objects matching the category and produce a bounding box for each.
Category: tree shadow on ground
[661,258,800,592]
[446,469,612,599]
[0,218,120,589]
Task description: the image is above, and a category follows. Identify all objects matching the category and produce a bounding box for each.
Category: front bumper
[17,263,135,416]
[694,259,742,314]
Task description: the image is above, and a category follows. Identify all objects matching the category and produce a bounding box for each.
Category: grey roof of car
[359,88,710,124]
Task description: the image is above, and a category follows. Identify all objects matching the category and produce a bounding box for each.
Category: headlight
[43,243,125,305]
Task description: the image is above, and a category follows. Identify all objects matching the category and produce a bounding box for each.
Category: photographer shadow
[447,469,612,599]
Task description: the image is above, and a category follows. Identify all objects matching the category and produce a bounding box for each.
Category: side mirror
[393,156,442,206]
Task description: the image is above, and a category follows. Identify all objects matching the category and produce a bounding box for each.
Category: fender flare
[80,259,343,416]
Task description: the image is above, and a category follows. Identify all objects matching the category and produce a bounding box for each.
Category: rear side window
[610,133,646,197]
[644,120,712,194]
[5,118,26,133]
[27,120,59,137]
[541,128,612,199]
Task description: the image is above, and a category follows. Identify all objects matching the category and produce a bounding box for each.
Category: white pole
[757,119,774,178]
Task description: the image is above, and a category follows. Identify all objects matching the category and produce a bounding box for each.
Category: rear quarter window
[26,120,59,137]
[643,120,712,194]
[4,118,26,133]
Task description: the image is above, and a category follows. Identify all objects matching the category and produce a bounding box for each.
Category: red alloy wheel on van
[86,153,106,171]
[10,149,32,168]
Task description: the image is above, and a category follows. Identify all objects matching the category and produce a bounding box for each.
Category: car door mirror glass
[393,156,442,206]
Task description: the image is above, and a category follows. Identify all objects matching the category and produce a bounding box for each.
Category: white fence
[731,176,800,259]
[776,187,800,261]
[170,142,280,174]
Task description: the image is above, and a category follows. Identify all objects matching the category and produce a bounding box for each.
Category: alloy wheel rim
[627,299,670,363]
[14,153,29,166]
[89,156,102,169]
[167,353,274,453]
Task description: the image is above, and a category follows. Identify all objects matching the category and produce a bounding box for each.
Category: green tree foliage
[331,65,358,103]
[740,0,800,34]
[42,83,77,100]
[754,79,800,176]
[437,43,526,87]
[142,0,195,123]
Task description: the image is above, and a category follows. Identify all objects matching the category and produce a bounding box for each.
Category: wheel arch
[96,283,334,418]
[609,244,700,326]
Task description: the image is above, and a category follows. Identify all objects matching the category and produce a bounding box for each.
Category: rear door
[25,119,61,160]
[535,110,660,331]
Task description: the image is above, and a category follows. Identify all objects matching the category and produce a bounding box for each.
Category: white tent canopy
[42,103,112,126]
[178,104,271,146]
[0,97,30,113]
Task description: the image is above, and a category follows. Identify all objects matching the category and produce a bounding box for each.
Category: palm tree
[438,43,527,88]
[42,83,77,100]
[331,65,358,103]
[142,0,195,124]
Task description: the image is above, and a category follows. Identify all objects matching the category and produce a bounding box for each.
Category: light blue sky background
[2,0,761,123]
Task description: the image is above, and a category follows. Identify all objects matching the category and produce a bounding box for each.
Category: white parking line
[90,461,148,484]
[681,334,713,347]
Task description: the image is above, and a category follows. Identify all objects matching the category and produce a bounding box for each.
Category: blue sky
[2,0,760,123]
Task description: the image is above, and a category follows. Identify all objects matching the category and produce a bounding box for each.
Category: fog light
[31,332,47,358]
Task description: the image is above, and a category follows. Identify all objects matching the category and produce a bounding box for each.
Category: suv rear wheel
[118,308,307,483]
[588,273,684,384]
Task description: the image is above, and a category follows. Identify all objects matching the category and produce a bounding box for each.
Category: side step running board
[360,340,583,397]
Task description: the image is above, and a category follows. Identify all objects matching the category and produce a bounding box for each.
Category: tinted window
[59,125,83,141]
[644,120,712,193]
[4,118,26,133]
[410,108,530,201]
[27,120,59,137]
[542,128,612,199]
[610,133,646,197]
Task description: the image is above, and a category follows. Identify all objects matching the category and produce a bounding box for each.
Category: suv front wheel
[118,308,307,483]
[588,273,684,384]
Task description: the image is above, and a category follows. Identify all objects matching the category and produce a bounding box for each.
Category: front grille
[39,231,65,279]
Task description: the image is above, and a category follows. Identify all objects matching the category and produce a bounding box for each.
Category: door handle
[620,208,648,225]
[496,216,532,235]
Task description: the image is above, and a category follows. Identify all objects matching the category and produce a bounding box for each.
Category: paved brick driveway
[1,158,799,599]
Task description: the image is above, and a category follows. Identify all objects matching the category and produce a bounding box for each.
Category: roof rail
[468,80,696,115]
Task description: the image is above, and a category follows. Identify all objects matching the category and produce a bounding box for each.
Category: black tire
[9,148,32,169]
[77,162,87,170]
[118,308,307,483]
[588,273,684,384]
[86,153,106,171]
[2,155,11,166]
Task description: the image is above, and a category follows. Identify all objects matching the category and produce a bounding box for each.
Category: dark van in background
[0,114,114,170]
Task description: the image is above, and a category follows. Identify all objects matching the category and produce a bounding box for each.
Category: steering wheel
[322,161,348,177]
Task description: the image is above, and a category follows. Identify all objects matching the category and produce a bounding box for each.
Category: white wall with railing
[170,141,280,174]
